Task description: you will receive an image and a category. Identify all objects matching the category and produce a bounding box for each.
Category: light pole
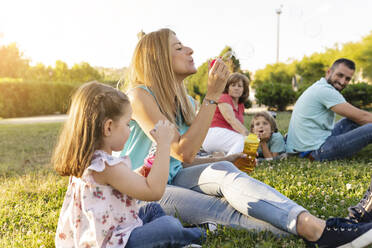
[276,5,283,63]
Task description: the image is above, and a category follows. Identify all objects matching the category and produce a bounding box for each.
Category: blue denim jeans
[310,118,372,161]
[159,161,306,236]
[126,203,204,248]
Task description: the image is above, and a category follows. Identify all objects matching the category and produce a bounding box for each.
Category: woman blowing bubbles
[121,28,372,247]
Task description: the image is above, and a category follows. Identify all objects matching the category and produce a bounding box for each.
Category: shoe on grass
[200,222,218,234]
[304,218,372,248]
[181,244,202,248]
[348,179,372,223]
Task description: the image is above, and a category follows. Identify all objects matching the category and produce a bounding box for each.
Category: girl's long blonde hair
[127,28,195,126]
[52,81,130,178]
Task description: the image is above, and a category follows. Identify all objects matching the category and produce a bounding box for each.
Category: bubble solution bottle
[234,133,260,173]
[139,143,156,177]
[139,155,155,177]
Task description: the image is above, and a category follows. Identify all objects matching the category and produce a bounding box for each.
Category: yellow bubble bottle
[234,133,260,173]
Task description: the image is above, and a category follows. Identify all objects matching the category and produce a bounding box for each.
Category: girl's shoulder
[271,132,284,139]
[270,132,285,144]
[88,150,132,173]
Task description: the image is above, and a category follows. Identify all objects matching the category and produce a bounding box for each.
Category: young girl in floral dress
[53,82,204,248]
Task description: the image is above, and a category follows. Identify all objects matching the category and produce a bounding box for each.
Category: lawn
[0,113,371,247]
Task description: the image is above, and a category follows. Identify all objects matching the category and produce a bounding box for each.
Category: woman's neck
[231,96,239,105]
[175,77,184,85]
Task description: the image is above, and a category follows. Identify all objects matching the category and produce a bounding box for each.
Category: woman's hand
[206,58,230,101]
[225,152,247,162]
[183,152,247,167]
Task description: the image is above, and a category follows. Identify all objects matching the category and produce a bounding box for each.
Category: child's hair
[250,111,278,133]
[52,81,130,178]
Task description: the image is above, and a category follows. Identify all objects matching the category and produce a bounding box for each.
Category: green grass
[0,115,372,247]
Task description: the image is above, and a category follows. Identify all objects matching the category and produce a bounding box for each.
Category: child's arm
[93,120,174,201]
[259,132,285,159]
[258,131,277,159]
[260,141,277,158]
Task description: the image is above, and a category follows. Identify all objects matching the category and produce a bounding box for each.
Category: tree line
[186,30,372,110]
[1,29,372,111]
[0,43,121,83]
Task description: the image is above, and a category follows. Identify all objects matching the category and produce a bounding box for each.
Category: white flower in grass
[346,183,352,190]
[297,182,302,186]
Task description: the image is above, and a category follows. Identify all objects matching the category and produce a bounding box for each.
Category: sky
[0,0,371,72]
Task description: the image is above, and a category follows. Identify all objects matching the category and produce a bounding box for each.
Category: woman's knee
[209,160,241,173]
[362,123,372,132]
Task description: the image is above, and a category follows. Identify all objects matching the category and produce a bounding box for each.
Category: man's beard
[327,77,345,92]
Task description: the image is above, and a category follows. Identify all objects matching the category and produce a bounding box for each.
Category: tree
[0,43,29,78]
[186,61,209,100]
[70,62,103,83]
[53,60,71,82]
[295,56,328,85]
[356,31,372,81]
[25,63,54,82]
[252,62,295,88]
[255,82,296,111]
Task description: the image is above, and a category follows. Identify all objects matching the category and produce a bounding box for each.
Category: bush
[255,82,296,111]
[244,99,252,109]
[0,81,79,118]
[342,82,372,109]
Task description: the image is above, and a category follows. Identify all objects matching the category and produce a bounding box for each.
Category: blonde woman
[121,28,372,247]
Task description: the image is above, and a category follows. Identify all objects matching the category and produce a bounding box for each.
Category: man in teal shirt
[286,58,372,161]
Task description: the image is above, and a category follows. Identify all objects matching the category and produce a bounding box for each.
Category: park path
[0,105,268,125]
[0,115,68,124]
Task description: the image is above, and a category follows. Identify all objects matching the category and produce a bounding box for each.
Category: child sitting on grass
[250,111,285,160]
[52,82,205,248]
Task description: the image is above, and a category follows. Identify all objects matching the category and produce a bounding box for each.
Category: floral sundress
[55,150,143,248]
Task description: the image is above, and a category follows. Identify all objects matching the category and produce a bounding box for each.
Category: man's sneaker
[304,218,372,248]
[348,179,372,223]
